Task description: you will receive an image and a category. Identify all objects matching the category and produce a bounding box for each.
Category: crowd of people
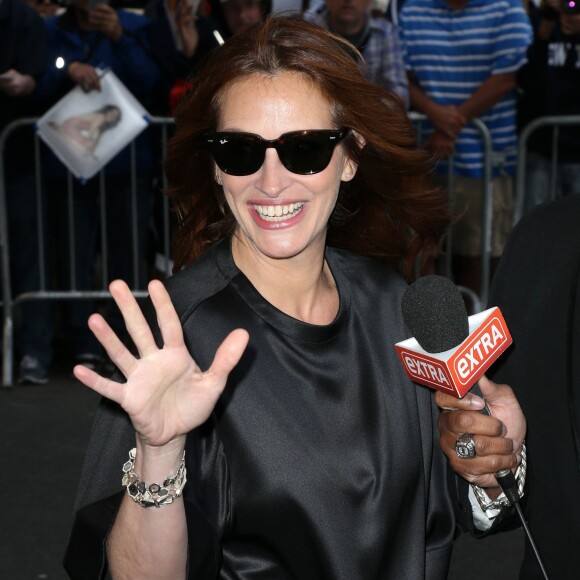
[1,0,578,389]
[2,2,579,579]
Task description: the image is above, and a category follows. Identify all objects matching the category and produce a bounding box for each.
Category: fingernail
[470,396,485,409]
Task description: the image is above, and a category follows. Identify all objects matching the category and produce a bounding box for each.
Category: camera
[562,0,580,15]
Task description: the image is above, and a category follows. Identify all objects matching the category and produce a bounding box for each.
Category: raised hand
[73,279,249,448]
[89,4,123,42]
[434,375,526,491]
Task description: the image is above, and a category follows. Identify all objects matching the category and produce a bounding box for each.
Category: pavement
[0,352,524,580]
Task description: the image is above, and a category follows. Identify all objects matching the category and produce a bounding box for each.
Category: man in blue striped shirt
[400,0,531,297]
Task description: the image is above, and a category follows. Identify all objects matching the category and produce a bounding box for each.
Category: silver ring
[455,433,477,459]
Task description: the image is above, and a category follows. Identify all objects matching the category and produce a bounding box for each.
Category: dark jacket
[488,195,580,580]
[64,240,459,579]
[0,0,46,173]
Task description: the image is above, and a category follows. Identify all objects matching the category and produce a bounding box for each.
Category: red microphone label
[395,307,512,398]
[451,314,511,387]
[400,352,455,393]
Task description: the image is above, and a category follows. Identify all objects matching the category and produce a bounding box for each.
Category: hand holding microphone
[435,374,525,492]
[396,275,525,492]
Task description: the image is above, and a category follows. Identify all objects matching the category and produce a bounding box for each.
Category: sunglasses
[202,128,349,176]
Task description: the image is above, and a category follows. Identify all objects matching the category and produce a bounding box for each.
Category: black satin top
[64,239,456,580]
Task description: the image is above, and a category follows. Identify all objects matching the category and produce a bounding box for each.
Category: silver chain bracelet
[471,440,527,513]
[121,447,187,508]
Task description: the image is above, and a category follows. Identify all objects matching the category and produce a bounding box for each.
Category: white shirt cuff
[468,485,506,531]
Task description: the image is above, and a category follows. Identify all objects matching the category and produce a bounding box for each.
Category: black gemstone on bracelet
[149,483,160,494]
[158,488,168,496]
[128,483,138,496]
[137,481,146,494]
[164,477,174,486]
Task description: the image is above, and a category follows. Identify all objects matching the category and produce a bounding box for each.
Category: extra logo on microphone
[395,307,512,398]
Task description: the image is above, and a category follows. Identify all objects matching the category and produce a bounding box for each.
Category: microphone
[395,275,512,399]
[396,275,519,491]
[396,276,550,580]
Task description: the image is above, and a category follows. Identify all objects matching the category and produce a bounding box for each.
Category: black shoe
[18,356,49,385]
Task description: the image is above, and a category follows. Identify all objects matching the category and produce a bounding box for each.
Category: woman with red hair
[65,16,525,579]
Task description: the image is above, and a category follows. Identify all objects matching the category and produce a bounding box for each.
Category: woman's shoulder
[326,247,409,317]
[327,246,407,290]
[163,240,236,319]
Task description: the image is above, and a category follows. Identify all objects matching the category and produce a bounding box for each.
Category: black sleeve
[63,488,221,579]
[62,290,223,578]
[62,393,223,579]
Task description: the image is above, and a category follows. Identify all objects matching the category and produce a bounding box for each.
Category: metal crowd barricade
[514,115,580,225]
[1,117,175,387]
[409,113,494,312]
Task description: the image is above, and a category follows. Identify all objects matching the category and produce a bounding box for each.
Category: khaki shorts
[433,174,514,257]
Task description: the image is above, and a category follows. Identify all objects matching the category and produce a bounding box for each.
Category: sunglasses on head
[202,128,349,177]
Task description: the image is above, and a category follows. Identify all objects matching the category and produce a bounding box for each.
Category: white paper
[36,69,150,181]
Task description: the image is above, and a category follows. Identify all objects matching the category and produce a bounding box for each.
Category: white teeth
[253,202,304,221]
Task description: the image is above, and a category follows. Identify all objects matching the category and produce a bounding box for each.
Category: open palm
[73,279,249,447]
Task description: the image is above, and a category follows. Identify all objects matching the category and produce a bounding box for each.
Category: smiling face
[215,72,356,270]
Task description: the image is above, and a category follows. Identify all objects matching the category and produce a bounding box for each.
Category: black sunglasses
[202,128,349,176]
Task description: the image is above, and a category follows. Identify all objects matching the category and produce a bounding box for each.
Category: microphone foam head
[401,275,469,353]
